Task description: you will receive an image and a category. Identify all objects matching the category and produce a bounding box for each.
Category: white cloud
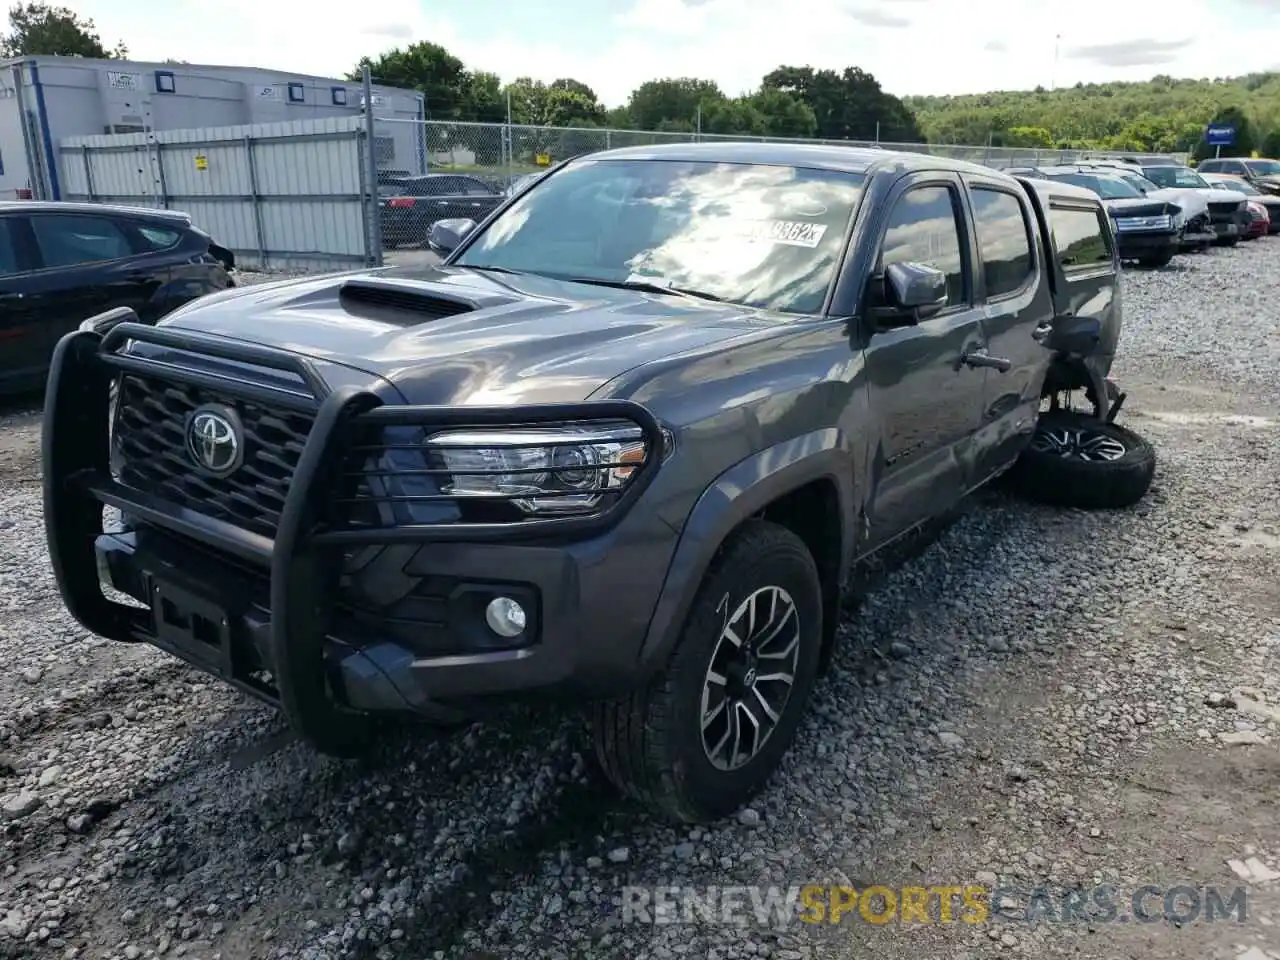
[43,0,1280,110]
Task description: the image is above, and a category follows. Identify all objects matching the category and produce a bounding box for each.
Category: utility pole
[1051,34,1061,90]
[695,103,702,141]
[875,121,880,144]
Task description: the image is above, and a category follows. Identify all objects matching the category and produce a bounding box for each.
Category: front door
[860,175,990,548]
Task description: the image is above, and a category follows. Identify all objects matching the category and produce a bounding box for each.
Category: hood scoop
[338,277,487,324]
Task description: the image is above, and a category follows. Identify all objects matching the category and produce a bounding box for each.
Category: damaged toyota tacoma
[43,144,1155,824]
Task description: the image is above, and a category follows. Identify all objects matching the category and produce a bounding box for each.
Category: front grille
[1209,201,1241,221]
[113,375,314,539]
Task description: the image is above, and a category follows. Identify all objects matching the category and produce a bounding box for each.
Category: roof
[0,200,191,221]
[583,141,1018,180]
[1014,176,1105,205]
[0,54,419,97]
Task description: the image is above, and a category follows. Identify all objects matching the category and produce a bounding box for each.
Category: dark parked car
[1007,166,1183,266]
[378,174,507,249]
[0,201,233,394]
[44,144,1154,823]
[1195,157,1280,196]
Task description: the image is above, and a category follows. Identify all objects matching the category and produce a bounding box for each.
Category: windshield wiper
[564,276,727,303]
[463,264,525,276]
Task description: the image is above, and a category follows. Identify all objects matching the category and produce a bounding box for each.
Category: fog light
[484,596,527,638]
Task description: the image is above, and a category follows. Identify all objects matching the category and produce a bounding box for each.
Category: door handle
[0,292,24,300]
[961,348,1012,372]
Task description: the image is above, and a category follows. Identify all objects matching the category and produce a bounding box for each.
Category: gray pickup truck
[43,144,1155,824]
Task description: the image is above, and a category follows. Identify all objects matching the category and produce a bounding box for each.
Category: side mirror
[872,261,948,327]
[427,218,477,255]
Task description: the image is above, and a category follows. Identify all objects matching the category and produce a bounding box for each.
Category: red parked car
[1244,200,1271,239]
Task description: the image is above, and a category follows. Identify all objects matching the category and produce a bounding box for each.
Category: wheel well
[755,478,843,676]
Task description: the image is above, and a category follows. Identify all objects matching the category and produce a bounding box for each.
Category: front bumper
[1114,228,1178,259]
[43,323,672,752]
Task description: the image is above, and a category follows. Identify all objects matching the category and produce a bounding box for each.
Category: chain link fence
[369,118,1187,252]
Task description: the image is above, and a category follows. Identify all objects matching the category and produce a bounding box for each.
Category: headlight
[353,420,660,526]
[427,422,647,515]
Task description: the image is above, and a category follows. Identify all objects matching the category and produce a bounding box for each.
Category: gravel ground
[2,243,1279,960]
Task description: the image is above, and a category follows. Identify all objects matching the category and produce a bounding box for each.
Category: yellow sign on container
[535,153,551,167]
[194,154,208,171]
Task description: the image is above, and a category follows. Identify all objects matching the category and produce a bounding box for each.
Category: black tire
[592,520,823,823]
[1215,235,1240,248]
[1137,248,1176,267]
[1007,410,1155,510]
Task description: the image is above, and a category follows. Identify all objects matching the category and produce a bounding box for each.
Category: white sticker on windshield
[732,219,830,248]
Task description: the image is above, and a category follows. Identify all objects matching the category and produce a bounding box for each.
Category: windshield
[1245,159,1280,176]
[1052,172,1141,199]
[1144,167,1208,189]
[1208,177,1258,195]
[1115,172,1159,193]
[455,158,866,314]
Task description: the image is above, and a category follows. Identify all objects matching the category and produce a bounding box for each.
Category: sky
[46,0,1280,108]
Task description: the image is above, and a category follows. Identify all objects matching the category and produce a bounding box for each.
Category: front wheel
[592,520,823,823]
[1007,410,1155,510]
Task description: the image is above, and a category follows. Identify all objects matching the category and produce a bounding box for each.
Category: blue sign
[1206,124,1236,146]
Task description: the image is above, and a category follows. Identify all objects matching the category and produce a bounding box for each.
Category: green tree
[503,76,606,127]
[1261,129,1280,158]
[463,70,505,122]
[626,78,724,131]
[761,65,921,142]
[1,2,126,58]
[350,43,470,119]
[747,87,818,138]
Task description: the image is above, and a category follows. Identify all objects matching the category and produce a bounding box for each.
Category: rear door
[26,211,154,352]
[960,175,1054,482]
[0,214,47,389]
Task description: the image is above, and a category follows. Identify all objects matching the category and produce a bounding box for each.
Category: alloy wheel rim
[1029,426,1127,462]
[699,585,801,772]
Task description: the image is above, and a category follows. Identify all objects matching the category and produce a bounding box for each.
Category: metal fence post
[154,143,170,209]
[243,135,268,269]
[362,64,383,267]
[81,145,95,201]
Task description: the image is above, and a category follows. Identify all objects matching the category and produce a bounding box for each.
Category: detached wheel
[592,520,822,823]
[1008,410,1155,510]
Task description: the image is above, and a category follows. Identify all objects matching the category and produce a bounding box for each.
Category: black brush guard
[42,322,664,754]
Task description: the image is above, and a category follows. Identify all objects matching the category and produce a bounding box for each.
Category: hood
[1253,177,1280,193]
[1104,198,1176,218]
[155,266,780,405]
[1143,187,1207,216]
[1200,187,1249,205]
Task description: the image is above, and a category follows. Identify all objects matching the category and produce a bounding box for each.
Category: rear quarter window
[1049,203,1113,272]
[134,224,184,251]
[970,187,1034,297]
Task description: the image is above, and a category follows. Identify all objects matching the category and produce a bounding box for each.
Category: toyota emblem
[186,405,244,477]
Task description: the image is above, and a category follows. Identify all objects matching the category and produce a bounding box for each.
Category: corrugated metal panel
[58,114,369,271]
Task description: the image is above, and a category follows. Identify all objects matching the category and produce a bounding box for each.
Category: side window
[460,178,496,197]
[1227,160,1249,175]
[971,188,1033,298]
[134,224,183,251]
[1050,204,1113,272]
[0,218,21,277]
[30,214,132,268]
[1198,160,1220,173]
[878,184,967,307]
